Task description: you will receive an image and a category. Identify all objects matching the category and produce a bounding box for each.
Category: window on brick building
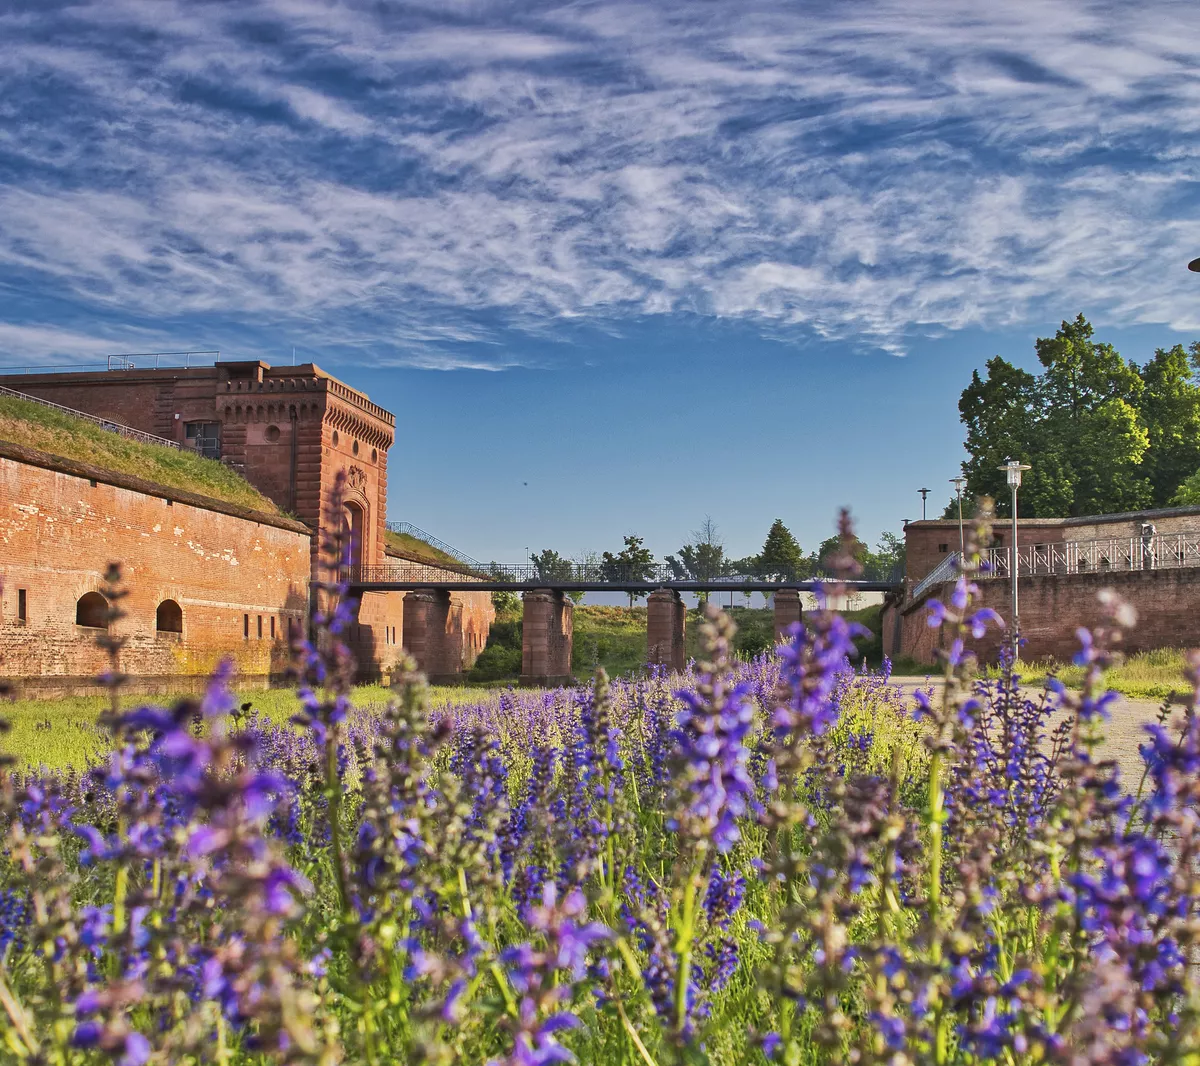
[257,615,263,639]
[156,600,183,634]
[184,421,221,459]
[17,589,26,624]
[243,613,250,639]
[76,592,108,629]
[270,616,276,639]
[938,544,948,553]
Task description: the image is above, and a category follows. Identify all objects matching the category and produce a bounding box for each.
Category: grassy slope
[0,394,282,515]
[382,529,468,568]
[1015,647,1192,701]
[3,684,493,769]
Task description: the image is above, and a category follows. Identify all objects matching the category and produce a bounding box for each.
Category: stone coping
[0,437,312,536]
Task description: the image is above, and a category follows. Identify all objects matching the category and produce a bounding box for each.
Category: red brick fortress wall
[889,568,1200,666]
[0,450,311,695]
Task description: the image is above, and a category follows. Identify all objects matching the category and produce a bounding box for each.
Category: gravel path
[889,676,1176,784]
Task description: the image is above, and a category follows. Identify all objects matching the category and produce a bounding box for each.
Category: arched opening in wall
[75,592,108,629]
[342,501,366,568]
[156,599,183,634]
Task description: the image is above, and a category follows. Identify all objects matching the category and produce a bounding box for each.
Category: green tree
[958,356,1041,515]
[1139,342,1200,506]
[530,548,573,583]
[529,548,584,603]
[666,517,727,603]
[866,531,906,582]
[815,533,868,576]
[957,316,1153,517]
[601,534,657,607]
[754,519,807,581]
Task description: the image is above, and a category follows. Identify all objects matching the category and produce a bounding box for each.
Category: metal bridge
[343,560,900,594]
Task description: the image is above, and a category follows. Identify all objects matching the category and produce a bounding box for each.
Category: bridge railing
[980,531,1200,579]
[344,560,904,588]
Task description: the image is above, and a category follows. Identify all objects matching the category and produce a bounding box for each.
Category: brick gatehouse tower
[0,360,407,680]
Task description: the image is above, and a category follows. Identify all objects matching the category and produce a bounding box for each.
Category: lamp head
[1190,257,1200,273]
[999,458,1031,488]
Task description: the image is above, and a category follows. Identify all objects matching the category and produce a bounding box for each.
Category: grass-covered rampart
[0,393,282,514]
[382,528,472,568]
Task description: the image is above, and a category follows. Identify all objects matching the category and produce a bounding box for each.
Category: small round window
[352,440,360,456]
[332,430,339,447]
[265,424,280,443]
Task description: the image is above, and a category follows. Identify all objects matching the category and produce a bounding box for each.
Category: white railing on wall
[909,531,1200,602]
[980,532,1200,579]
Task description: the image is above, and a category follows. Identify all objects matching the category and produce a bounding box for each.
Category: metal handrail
[980,531,1200,578]
[910,552,960,601]
[0,351,221,376]
[385,522,484,568]
[0,385,181,450]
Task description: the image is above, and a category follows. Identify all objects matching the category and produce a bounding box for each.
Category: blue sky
[1,0,1199,562]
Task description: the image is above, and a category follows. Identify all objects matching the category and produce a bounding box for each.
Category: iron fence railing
[385,522,483,568]
[980,532,1200,579]
[910,533,1200,599]
[345,560,903,588]
[0,384,181,451]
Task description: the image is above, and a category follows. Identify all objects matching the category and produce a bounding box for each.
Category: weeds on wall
[1,503,1200,1063]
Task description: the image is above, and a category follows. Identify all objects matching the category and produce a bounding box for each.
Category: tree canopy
[666,518,727,602]
[957,316,1200,517]
[601,534,657,606]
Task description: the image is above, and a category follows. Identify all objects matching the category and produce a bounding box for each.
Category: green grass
[0,394,283,514]
[1011,646,1193,701]
[1,684,494,769]
[891,646,1195,701]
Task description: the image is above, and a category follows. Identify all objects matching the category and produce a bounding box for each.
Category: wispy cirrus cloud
[0,0,1198,367]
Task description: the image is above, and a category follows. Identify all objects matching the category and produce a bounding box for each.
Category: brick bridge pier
[512,585,813,686]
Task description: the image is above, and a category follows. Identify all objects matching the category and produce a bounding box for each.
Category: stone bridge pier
[773,589,803,642]
[521,589,574,686]
[402,589,465,683]
[647,588,686,672]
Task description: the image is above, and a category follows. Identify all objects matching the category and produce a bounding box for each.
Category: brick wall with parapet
[886,566,1200,666]
[0,441,312,695]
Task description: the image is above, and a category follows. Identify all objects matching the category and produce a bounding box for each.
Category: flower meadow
[3,510,1200,1065]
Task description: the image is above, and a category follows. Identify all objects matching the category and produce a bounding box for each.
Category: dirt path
[889,676,1172,785]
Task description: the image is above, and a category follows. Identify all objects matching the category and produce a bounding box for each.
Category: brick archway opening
[156,599,183,634]
[76,592,108,629]
[343,501,366,568]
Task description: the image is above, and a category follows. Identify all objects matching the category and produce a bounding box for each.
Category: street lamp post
[950,475,967,559]
[999,459,1031,649]
[919,487,931,521]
